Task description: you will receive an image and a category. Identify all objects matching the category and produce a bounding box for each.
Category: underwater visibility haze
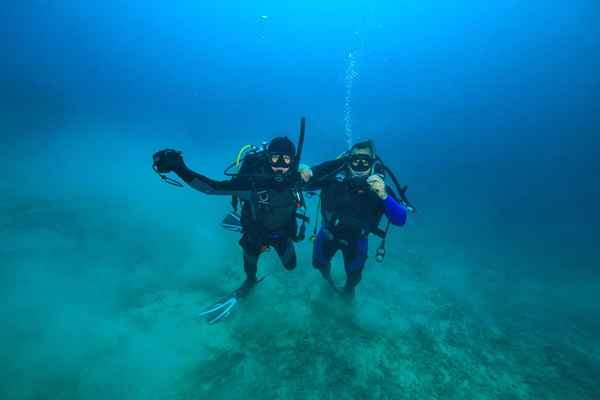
[1,1,599,399]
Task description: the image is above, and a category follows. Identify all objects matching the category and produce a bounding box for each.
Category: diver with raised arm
[151,118,338,322]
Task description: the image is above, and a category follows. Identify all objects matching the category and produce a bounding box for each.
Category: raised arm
[381,192,407,226]
[367,175,407,226]
[300,157,347,191]
[152,149,253,196]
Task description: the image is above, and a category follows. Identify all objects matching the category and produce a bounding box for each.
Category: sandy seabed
[2,194,598,400]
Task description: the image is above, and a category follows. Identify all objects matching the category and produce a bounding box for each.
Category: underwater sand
[1,192,599,400]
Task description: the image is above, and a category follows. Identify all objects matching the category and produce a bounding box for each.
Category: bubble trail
[344,51,358,150]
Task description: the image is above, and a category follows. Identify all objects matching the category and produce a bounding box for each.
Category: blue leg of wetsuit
[312,227,340,287]
[340,238,368,297]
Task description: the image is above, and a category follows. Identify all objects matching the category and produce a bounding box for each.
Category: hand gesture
[298,163,313,183]
[367,174,387,200]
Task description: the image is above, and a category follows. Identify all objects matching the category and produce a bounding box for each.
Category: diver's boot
[319,264,338,292]
[341,284,356,301]
[234,277,258,299]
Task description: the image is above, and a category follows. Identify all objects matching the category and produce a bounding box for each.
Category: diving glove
[152,149,184,173]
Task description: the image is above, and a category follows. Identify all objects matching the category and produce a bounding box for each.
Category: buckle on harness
[256,190,269,204]
[375,246,386,263]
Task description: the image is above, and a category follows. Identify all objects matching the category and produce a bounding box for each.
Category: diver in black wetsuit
[153,137,307,294]
[151,124,337,323]
[305,140,410,299]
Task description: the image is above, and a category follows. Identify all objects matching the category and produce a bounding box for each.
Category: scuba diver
[151,118,332,323]
[305,140,414,299]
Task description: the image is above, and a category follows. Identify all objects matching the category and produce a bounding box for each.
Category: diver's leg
[273,236,297,271]
[235,249,262,298]
[243,250,259,282]
[312,228,339,286]
[341,238,368,298]
[197,245,259,324]
[196,233,263,324]
[236,234,263,298]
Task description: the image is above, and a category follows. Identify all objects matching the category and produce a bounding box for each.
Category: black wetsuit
[172,156,339,283]
[171,158,296,281]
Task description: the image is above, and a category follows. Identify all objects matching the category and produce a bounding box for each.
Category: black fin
[221,211,243,232]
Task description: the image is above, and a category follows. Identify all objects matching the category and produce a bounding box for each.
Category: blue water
[2,1,599,399]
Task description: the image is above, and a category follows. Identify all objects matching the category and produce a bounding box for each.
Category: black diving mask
[269,153,293,168]
[349,154,373,172]
[270,154,292,184]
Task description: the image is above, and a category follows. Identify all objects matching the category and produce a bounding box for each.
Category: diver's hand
[298,163,313,183]
[152,149,184,173]
[367,174,388,200]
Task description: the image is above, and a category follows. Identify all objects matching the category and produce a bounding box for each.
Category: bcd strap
[231,193,239,212]
[295,222,307,242]
[371,227,386,239]
[295,213,310,223]
[375,220,391,263]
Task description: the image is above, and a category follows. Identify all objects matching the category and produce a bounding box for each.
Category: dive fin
[197,296,238,324]
[196,277,266,325]
[221,211,243,233]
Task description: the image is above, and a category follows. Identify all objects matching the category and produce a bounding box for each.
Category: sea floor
[2,194,599,400]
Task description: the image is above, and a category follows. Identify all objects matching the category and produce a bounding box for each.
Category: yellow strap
[235,144,254,166]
